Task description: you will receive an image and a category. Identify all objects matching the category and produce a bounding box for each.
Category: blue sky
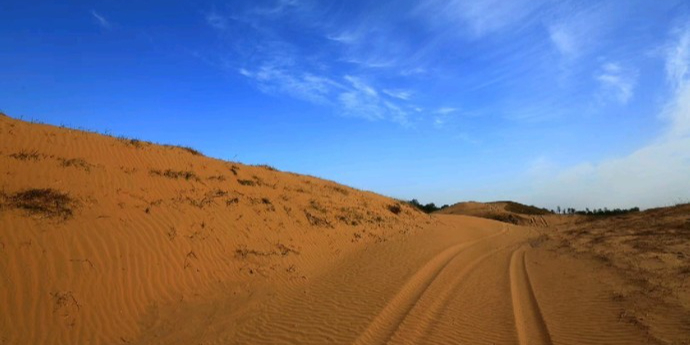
[2,0,689,209]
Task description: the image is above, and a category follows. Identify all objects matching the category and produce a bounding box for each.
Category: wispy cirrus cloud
[546,3,609,59]
[663,24,690,138]
[417,0,546,38]
[91,10,110,29]
[382,89,412,101]
[239,66,342,105]
[203,2,421,125]
[596,62,638,104]
[525,25,690,209]
[433,107,459,128]
[201,0,680,137]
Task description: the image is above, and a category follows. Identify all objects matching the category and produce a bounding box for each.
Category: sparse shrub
[118,137,145,149]
[407,199,448,213]
[305,211,332,227]
[207,175,226,181]
[6,188,76,219]
[256,164,277,171]
[150,169,200,182]
[388,204,402,215]
[238,179,256,186]
[59,158,92,172]
[330,186,350,195]
[276,243,300,256]
[186,189,228,208]
[309,199,327,213]
[251,175,266,186]
[9,150,41,161]
[166,145,203,156]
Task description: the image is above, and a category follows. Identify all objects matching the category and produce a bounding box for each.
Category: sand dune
[1,113,688,344]
[437,201,552,227]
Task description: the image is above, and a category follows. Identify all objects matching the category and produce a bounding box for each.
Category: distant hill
[435,201,552,226]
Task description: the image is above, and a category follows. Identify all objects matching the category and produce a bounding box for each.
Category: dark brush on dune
[4,188,76,219]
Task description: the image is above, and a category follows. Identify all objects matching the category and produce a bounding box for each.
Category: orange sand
[1,114,687,344]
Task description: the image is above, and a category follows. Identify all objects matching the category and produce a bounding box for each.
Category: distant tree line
[553,206,640,216]
[408,199,449,213]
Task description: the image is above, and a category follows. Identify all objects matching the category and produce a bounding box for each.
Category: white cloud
[663,25,690,138]
[344,76,378,97]
[546,4,607,58]
[239,65,342,104]
[338,76,411,124]
[436,107,458,115]
[527,26,690,209]
[433,107,458,128]
[596,62,638,104]
[666,26,690,89]
[548,26,578,57]
[91,10,110,29]
[382,89,412,100]
[327,31,359,44]
[421,0,545,37]
[338,91,385,121]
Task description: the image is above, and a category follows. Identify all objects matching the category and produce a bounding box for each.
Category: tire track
[351,225,509,345]
[386,245,512,344]
[510,248,553,345]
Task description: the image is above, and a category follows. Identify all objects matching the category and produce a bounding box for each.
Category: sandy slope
[0,114,427,344]
[1,114,688,344]
[437,201,551,227]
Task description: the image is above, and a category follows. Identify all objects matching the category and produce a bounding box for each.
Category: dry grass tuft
[166,145,204,156]
[256,164,277,171]
[150,169,200,182]
[119,137,146,149]
[59,158,93,172]
[305,211,332,228]
[5,188,76,219]
[9,150,41,161]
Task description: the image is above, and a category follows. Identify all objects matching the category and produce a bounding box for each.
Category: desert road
[139,216,653,345]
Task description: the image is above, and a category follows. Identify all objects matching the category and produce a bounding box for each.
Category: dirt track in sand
[140,215,677,344]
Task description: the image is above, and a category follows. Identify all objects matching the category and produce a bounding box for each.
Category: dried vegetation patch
[150,169,200,182]
[2,188,77,219]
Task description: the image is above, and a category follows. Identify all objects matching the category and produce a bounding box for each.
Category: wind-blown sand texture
[1,114,688,344]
